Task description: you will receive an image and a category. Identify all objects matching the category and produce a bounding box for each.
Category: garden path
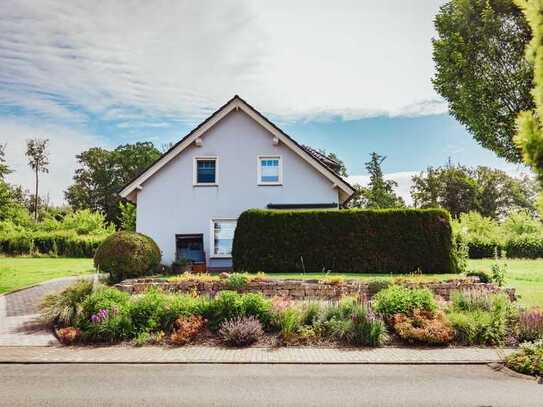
[0,276,91,346]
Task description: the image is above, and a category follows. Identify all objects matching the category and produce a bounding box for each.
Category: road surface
[0,364,541,406]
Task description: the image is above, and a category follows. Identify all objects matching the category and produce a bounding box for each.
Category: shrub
[505,340,543,377]
[504,235,543,259]
[218,316,263,347]
[40,279,95,326]
[447,292,513,345]
[226,273,249,290]
[133,331,165,347]
[128,289,170,334]
[170,315,206,346]
[327,301,388,347]
[367,279,392,296]
[450,289,493,312]
[466,238,501,259]
[517,308,543,342]
[392,310,454,345]
[465,270,491,283]
[232,208,457,274]
[0,231,107,257]
[490,263,507,287]
[372,286,437,318]
[274,307,302,342]
[206,291,244,330]
[94,231,161,283]
[299,301,322,326]
[240,293,272,328]
[56,327,81,345]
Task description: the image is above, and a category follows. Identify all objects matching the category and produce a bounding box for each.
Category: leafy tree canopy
[411,162,537,218]
[65,142,160,225]
[433,0,533,162]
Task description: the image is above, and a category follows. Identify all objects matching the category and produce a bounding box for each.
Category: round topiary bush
[94,232,161,283]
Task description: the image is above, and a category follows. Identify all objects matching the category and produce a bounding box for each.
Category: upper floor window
[194,157,217,185]
[257,156,282,185]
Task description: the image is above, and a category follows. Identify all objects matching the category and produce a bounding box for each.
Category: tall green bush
[232,209,457,274]
[94,232,161,283]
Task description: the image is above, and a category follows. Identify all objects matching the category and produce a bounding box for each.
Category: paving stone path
[0,345,514,364]
[0,277,90,346]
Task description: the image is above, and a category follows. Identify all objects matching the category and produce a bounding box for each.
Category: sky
[0,0,530,205]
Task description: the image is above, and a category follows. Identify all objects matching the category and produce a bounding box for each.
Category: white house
[119,96,355,270]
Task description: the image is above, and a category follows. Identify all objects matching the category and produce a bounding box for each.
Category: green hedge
[504,235,543,259]
[232,209,458,274]
[466,238,501,259]
[0,232,108,257]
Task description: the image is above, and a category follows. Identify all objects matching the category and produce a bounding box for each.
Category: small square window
[258,156,281,184]
[194,158,217,185]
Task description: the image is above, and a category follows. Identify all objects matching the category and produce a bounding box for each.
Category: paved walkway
[0,346,514,364]
[0,277,90,346]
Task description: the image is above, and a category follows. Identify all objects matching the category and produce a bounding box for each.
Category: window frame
[256,155,283,185]
[209,218,237,258]
[193,156,219,186]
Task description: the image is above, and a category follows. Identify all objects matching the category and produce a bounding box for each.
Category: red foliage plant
[392,310,454,345]
[170,315,206,346]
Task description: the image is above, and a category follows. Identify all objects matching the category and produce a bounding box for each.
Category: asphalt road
[0,364,541,406]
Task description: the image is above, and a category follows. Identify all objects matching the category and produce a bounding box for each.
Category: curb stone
[489,362,541,382]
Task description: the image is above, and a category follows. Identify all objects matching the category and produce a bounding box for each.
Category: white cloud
[0,0,447,124]
[1,119,106,205]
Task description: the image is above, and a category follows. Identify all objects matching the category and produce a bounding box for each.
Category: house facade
[119,96,355,270]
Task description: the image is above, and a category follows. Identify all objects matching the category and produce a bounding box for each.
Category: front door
[176,234,204,263]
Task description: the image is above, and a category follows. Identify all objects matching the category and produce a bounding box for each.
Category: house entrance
[175,234,205,263]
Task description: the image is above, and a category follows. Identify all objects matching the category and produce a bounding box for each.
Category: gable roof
[119,95,356,203]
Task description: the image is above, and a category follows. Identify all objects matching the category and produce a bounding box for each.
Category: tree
[0,144,10,180]
[433,0,533,162]
[514,0,543,181]
[0,144,12,216]
[349,153,405,209]
[119,201,136,231]
[65,142,160,225]
[410,162,536,218]
[317,149,348,176]
[25,138,49,222]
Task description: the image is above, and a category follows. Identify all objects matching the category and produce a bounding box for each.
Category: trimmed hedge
[504,235,543,259]
[232,209,458,274]
[466,238,501,259]
[0,232,107,257]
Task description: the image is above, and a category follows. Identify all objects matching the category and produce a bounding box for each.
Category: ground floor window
[211,219,237,257]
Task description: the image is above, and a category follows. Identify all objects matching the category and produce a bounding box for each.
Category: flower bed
[40,276,536,350]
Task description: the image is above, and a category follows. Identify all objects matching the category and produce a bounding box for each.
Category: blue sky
[0,0,528,204]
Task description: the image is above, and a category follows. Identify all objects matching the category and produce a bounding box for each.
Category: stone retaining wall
[115,277,516,302]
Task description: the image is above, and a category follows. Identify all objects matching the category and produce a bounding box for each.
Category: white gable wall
[136,110,339,266]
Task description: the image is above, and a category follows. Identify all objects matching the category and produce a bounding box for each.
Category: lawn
[0,257,541,307]
[260,259,542,307]
[0,257,95,294]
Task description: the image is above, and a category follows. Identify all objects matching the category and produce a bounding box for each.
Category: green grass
[1,257,541,307]
[0,257,95,294]
[468,259,543,308]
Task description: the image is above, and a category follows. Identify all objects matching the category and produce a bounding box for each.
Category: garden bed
[40,275,542,353]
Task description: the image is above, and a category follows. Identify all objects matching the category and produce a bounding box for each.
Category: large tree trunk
[34,167,38,222]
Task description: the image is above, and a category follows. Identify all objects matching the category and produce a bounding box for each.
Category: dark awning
[266,203,338,209]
